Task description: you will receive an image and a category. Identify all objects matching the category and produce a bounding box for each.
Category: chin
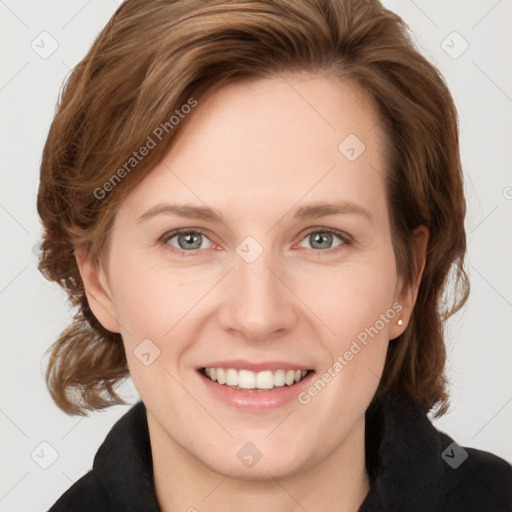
[211,454,310,481]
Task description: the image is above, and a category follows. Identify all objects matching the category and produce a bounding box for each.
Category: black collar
[360,392,444,511]
[93,400,160,511]
[89,393,511,511]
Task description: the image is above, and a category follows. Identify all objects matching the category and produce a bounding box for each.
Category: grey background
[1,0,511,510]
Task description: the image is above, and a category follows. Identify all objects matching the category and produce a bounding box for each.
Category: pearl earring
[397,318,404,326]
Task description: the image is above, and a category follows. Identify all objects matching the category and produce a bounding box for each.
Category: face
[78,72,427,480]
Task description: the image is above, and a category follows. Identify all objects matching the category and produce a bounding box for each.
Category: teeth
[217,368,226,385]
[226,368,238,386]
[274,369,285,387]
[202,367,309,390]
[239,369,256,389]
[256,370,274,389]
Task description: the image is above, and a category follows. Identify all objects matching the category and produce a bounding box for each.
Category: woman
[37,0,512,510]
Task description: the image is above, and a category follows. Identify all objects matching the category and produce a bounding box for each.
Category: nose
[217,245,298,343]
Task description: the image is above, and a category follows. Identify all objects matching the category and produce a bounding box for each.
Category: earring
[397,318,404,326]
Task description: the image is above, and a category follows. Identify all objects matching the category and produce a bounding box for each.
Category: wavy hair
[37,0,469,415]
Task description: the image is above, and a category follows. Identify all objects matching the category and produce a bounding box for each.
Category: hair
[37,0,469,416]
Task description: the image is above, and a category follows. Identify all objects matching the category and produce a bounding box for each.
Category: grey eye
[299,231,344,251]
[167,231,212,251]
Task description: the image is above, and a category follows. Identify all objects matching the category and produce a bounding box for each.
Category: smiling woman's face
[77,72,427,482]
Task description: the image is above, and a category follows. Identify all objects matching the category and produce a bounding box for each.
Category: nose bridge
[220,238,296,340]
[238,246,277,298]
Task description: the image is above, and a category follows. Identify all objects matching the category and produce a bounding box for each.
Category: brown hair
[37,0,469,416]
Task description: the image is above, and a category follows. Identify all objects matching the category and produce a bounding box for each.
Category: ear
[389,225,429,340]
[75,246,121,333]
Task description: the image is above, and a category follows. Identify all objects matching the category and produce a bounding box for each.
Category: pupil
[312,232,332,249]
[179,232,201,250]
[176,232,333,251]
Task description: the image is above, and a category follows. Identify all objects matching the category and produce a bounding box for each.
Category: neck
[148,414,370,512]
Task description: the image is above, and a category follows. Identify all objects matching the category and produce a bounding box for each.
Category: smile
[200,367,312,391]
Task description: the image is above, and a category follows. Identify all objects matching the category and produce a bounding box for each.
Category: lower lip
[197,370,315,411]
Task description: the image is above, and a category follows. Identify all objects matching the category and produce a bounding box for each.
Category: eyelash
[159,227,352,258]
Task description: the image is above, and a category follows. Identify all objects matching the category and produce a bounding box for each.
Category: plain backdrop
[1,0,511,510]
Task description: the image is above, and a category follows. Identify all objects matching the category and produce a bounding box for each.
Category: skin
[76,72,428,512]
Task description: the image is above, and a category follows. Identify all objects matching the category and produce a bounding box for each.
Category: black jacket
[48,393,512,511]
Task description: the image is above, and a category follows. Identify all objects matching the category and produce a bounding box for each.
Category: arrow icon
[31,31,59,59]
[444,449,455,458]
[236,236,263,264]
[441,442,468,468]
[134,339,161,365]
[338,134,365,161]
[237,441,263,467]
[440,31,468,59]
[31,441,59,469]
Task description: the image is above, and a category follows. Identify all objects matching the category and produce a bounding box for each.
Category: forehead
[118,72,389,225]
[170,72,383,161]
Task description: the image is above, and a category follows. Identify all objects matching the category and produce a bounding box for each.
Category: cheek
[306,251,398,341]
[303,246,397,402]
[108,263,199,397]
[109,256,206,340]
[108,236,397,355]
[298,261,396,419]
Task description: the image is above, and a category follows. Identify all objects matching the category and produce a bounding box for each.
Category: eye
[296,228,350,255]
[162,228,213,256]
[160,227,351,257]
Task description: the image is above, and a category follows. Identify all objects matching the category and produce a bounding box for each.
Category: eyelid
[160,227,216,249]
[160,226,353,255]
[294,226,353,245]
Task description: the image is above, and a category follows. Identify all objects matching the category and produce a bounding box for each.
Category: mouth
[199,367,315,392]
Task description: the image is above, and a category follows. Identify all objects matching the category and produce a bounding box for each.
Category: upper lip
[197,360,314,372]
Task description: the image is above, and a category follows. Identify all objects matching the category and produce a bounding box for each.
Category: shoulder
[47,401,160,512]
[362,392,512,511]
[437,431,512,511]
[47,470,111,511]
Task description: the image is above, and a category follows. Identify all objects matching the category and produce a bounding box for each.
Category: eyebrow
[136,200,373,223]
